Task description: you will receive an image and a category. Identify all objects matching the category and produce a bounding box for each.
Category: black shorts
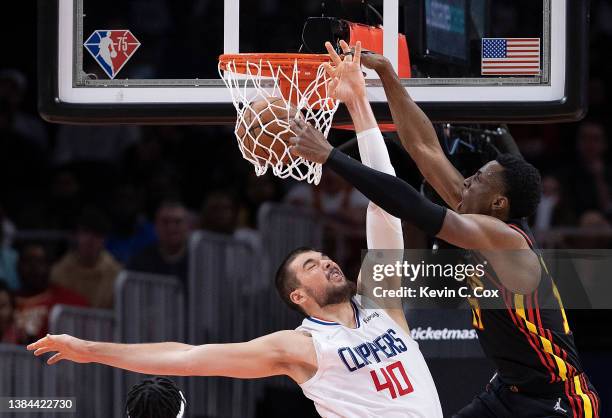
[453,374,601,418]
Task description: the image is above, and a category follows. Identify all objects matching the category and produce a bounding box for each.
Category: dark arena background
[0,1,611,417]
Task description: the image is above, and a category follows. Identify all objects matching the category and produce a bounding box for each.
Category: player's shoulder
[463,213,509,226]
[354,296,412,334]
[267,330,317,368]
[353,294,382,311]
[270,329,313,343]
[463,213,529,249]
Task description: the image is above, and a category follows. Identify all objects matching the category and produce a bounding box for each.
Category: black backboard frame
[38,0,589,125]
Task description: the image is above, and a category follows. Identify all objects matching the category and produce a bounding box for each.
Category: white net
[219,56,339,184]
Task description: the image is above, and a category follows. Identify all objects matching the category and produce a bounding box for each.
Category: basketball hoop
[218,53,340,184]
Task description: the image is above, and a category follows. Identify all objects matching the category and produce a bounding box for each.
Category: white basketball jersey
[296,297,443,418]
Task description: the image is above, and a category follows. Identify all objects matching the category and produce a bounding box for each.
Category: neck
[490,208,510,222]
[309,300,356,328]
[497,211,511,222]
[159,242,186,260]
[77,252,101,268]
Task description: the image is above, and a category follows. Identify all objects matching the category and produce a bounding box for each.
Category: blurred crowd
[1,0,612,348]
[0,91,371,344]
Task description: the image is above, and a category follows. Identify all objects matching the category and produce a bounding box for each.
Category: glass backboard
[38,0,588,124]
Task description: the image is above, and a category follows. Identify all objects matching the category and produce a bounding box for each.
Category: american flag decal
[481,38,541,76]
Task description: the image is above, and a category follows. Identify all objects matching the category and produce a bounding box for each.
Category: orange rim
[333,123,397,133]
[219,53,331,75]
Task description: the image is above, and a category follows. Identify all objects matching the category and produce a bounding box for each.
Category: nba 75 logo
[84,30,141,79]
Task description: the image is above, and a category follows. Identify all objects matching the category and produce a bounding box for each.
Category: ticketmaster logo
[411,327,478,340]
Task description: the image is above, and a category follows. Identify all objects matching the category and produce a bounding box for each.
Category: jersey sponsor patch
[84,30,141,79]
[362,311,380,324]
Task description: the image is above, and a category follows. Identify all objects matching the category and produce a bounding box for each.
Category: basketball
[237,97,299,165]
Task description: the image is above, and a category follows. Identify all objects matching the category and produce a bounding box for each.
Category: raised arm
[321,41,407,328]
[325,41,404,251]
[289,123,537,280]
[324,149,528,247]
[360,53,464,210]
[27,330,317,382]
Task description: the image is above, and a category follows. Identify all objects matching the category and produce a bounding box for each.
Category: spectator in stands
[0,96,49,218]
[121,127,183,187]
[199,190,260,248]
[51,209,121,308]
[0,215,19,290]
[142,168,183,221]
[532,175,576,231]
[125,377,186,418]
[106,184,157,264]
[18,168,85,230]
[200,190,240,235]
[46,168,83,230]
[0,281,24,344]
[119,129,184,217]
[240,171,283,228]
[285,168,368,225]
[0,69,49,152]
[567,121,612,217]
[566,210,612,249]
[508,124,562,173]
[53,124,140,166]
[0,204,15,247]
[14,243,88,343]
[128,201,190,284]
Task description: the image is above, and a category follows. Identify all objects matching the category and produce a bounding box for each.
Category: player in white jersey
[296,295,441,417]
[26,41,442,418]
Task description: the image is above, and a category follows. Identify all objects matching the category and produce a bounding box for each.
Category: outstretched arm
[360,53,464,210]
[290,118,536,291]
[324,149,527,249]
[290,126,526,251]
[27,330,316,382]
[323,41,404,250]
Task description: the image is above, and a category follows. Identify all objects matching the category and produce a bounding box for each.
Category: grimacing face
[288,251,355,312]
[457,160,508,216]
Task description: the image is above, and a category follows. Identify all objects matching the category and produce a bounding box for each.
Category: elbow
[166,346,200,376]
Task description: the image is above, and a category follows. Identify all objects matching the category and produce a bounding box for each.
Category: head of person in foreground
[275,247,356,316]
[456,154,541,221]
[126,376,186,418]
